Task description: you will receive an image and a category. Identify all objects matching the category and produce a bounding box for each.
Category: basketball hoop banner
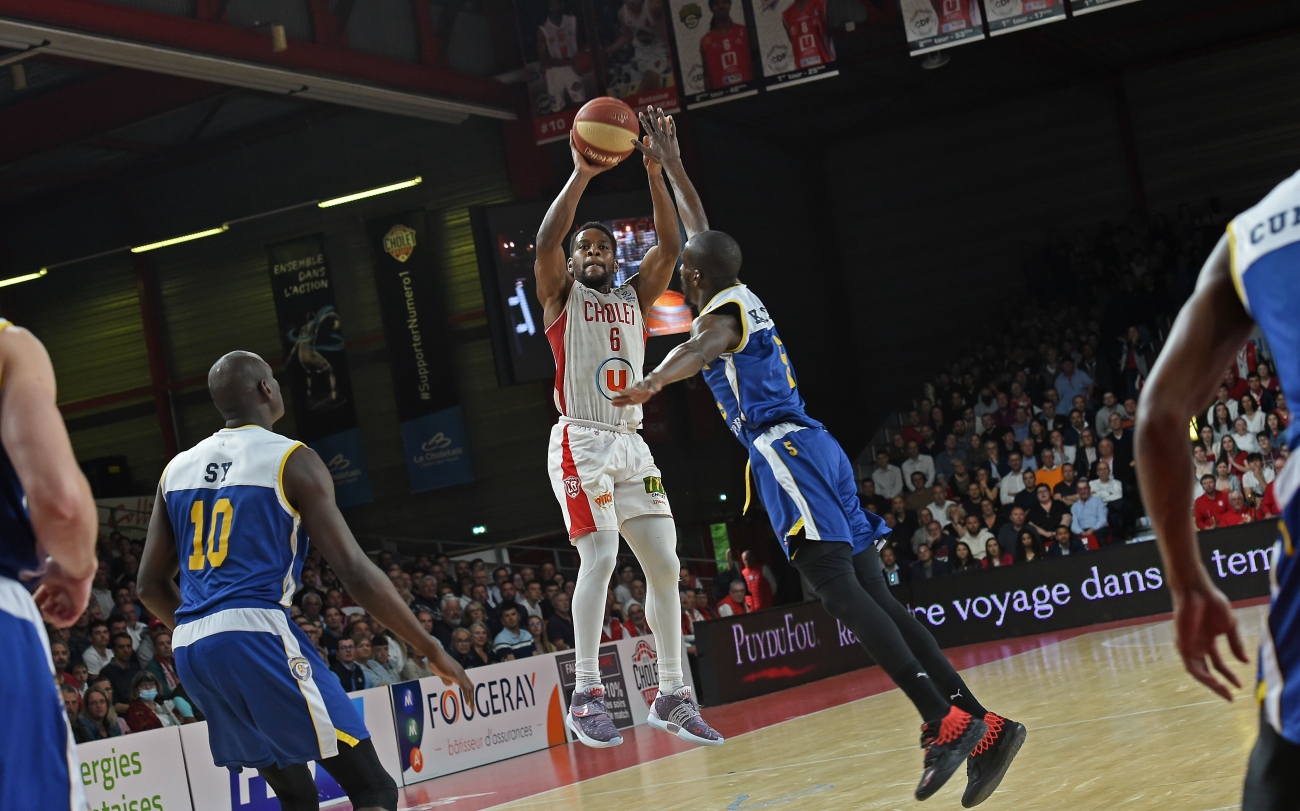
[592,0,681,112]
[900,0,984,56]
[1067,0,1141,15]
[746,0,838,89]
[981,0,1066,36]
[515,0,601,144]
[367,211,474,492]
[267,234,372,508]
[666,0,760,108]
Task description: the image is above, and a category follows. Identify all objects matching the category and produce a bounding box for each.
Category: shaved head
[683,230,742,285]
[208,351,278,421]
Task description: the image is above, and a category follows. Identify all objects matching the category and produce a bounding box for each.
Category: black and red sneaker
[916,707,987,801]
[962,712,1027,808]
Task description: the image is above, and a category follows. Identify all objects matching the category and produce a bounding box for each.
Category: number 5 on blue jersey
[188,497,234,570]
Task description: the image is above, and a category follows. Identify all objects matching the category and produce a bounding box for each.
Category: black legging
[257,737,398,811]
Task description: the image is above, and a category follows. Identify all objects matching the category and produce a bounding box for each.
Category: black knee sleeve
[257,763,319,811]
[319,737,399,811]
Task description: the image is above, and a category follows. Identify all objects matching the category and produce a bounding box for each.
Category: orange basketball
[572,97,639,167]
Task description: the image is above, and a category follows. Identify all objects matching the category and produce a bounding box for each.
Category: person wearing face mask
[124,671,184,731]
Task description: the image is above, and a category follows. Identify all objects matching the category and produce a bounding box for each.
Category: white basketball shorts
[547,421,673,541]
[545,65,585,112]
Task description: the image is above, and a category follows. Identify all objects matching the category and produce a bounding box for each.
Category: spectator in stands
[601,593,633,642]
[1107,412,1134,463]
[1260,459,1286,519]
[331,638,367,692]
[741,550,776,611]
[400,641,435,681]
[50,641,77,690]
[547,592,575,650]
[872,450,906,503]
[1230,417,1260,456]
[90,563,114,619]
[901,441,935,490]
[957,514,994,556]
[1090,461,1124,532]
[462,601,490,634]
[320,605,346,658]
[1019,438,1039,472]
[996,506,1028,554]
[1054,463,1081,507]
[1070,481,1109,546]
[450,628,479,670]
[83,620,112,677]
[1219,489,1257,526]
[1192,445,1214,480]
[124,671,183,732]
[716,580,750,617]
[1194,474,1229,529]
[361,637,400,686]
[101,634,142,714]
[1035,448,1064,490]
[1048,525,1087,556]
[1214,459,1243,495]
[910,543,950,579]
[1210,403,1234,445]
[888,432,908,465]
[519,580,547,621]
[494,605,534,660]
[143,630,183,703]
[1000,452,1027,506]
[924,484,956,529]
[1028,484,1070,544]
[1267,413,1286,448]
[624,603,652,636]
[880,546,906,585]
[910,510,935,556]
[950,542,979,573]
[1013,471,1040,513]
[431,595,462,650]
[1056,357,1093,406]
[1014,531,1044,564]
[981,539,1013,569]
[1243,452,1274,505]
[1095,392,1122,437]
[858,479,889,514]
[935,433,963,481]
[904,473,932,511]
[78,686,124,741]
[1241,393,1266,433]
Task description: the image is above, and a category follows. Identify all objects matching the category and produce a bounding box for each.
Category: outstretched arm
[628,115,682,316]
[282,447,474,698]
[611,310,741,406]
[634,107,708,238]
[0,327,99,627]
[1136,234,1253,701]
[536,135,612,328]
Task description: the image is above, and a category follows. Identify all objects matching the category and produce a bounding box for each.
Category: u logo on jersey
[596,357,636,400]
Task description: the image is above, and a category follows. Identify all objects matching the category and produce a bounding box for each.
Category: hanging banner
[982,0,1066,35]
[368,212,474,492]
[666,0,759,109]
[593,0,681,111]
[901,0,984,56]
[747,0,837,89]
[1067,0,1140,14]
[267,235,372,508]
[516,0,601,144]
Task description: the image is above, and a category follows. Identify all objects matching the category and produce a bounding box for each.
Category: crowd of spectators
[859,200,1291,583]
[51,531,787,740]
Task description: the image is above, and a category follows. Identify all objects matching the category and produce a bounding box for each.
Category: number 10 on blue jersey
[188,498,234,570]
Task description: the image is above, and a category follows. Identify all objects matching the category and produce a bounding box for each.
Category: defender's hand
[32,559,94,628]
[612,378,660,407]
[1172,581,1248,701]
[570,132,614,178]
[632,106,679,167]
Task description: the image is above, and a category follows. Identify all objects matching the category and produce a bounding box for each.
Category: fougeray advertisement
[694,523,1275,704]
[368,211,474,493]
[267,235,372,508]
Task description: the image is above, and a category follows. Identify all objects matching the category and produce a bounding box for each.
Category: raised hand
[632,105,680,168]
[570,131,614,178]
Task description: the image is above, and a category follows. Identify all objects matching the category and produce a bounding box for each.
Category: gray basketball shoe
[566,685,624,748]
[647,686,724,746]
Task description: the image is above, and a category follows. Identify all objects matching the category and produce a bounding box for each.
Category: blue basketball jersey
[0,321,40,584]
[162,426,307,624]
[699,284,822,445]
[1228,171,1300,744]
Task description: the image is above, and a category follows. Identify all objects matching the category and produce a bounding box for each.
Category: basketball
[572,97,639,167]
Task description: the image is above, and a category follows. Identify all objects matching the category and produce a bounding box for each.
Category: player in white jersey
[536,111,721,747]
[609,0,671,93]
[538,0,586,113]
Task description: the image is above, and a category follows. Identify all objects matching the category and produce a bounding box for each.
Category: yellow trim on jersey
[700,284,747,354]
[743,460,752,515]
[1226,220,1252,316]
[1281,519,1293,557]
[787,517,805,537]
[336,728,361,748]
[278,442,306,517]
[1258,679,1267,705]
[219,424,261,431]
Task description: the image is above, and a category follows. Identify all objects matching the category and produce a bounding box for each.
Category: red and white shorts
[547,419,673,541]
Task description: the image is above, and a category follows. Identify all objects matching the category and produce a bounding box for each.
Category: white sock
[573,531,619,692]
[621,515,685,693]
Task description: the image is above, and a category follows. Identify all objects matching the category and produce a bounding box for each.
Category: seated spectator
[1214,459,1243,494]
[1192,444,1215,480]
[925,485,956,529]
[101,634,142,715]
[1233,415,1261,454]
[1019,438,1040,472]
[1048,525,1088,556]
[1076,429,1101,475]
[1014,530,1044,563]
[1070,481,1109,545]
[975,498,1001,536]
[622,578,648,615]
[330,638,367,692]
[1219,435,1248,477]
[401,642,436,681]
[950,542,980,573]
[1000,453,1028,505]
[904,473,933,511]
[910,510,935,555]
[144,631,186,705]
[50,641,78,690]
[910,543,950,579]
[901,441,936,490]
[741,551,777,612]
[1195,474,1230,529]
[1218,490,1258,526]
[450,628,481,670]
[118,603,153,667]
[124,671,183,732]
[358,636,399,686]
[601,595,634,642]
[1035,448,1064,490]
[547,593,576,650]
[716,580,750,617]
[960,481,984,517]
[880,546,907,585]
[494,605,534,660]
[872,451,904,499]
[83,620,112,677]
[519,580,547,621]
[981,539,1014,568]
[996,506,1029,555]
[78,686,125,741]
[1090,461,1125,534]
[625,603,652,635]
[859,478,890,514]
[60,683,84,742]
[1027,484,1070,544]
[889,497,919,549]
[1260,459,1287,518]
[692,588,714,621]
[432,596,463,650]
[1013,471,1040,513]
[1054,464,1081,506]
[958,514,994,555]
[1243,452,1274,504]
[974,468,999,504]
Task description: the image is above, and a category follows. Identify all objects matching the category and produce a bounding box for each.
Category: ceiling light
[318,177,422,209]
[130,225,229,254]
[0,268,47,288]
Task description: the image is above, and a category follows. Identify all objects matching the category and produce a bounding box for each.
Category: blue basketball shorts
[749,423,890,560]
[0,576,85,810]
[1260,456,1300,745]
[173,606,369,770]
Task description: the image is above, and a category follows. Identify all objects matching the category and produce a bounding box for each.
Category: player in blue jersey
[139,351,472,811]
[0,320,99,810]
[614,107,1025,806]
[1137,171,1300,810]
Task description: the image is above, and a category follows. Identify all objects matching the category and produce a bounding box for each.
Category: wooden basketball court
[379,601,1266,811]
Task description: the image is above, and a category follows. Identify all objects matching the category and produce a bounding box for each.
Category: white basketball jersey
[541,14,579,60]
[546,280,644,427]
